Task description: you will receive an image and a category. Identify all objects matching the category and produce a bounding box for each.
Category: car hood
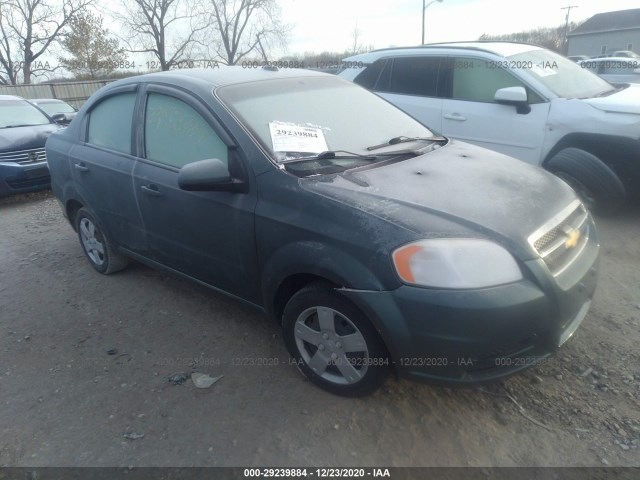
[302,141,577,259]
[584,84,640,114]
[0,123,59,153]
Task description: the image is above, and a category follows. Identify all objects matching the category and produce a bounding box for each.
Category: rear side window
[87,92,136,154]
[144,93,228,168]
[387,57,441,97]
[353,59,387,89]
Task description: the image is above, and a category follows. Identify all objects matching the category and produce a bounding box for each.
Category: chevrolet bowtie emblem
[564,228,581,248]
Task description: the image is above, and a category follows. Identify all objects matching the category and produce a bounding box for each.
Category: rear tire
[546,148,625,213]
[282,282,389,397]
[75,208,129,274]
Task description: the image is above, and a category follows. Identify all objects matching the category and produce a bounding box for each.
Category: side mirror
[178,158,245,192]
[494,86,531,114]
[50,113,68,124]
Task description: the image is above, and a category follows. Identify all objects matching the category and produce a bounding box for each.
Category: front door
[439,57,551,165]
[132,85,259,302]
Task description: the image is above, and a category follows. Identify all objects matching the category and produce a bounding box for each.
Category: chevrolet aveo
[45,67,599,396]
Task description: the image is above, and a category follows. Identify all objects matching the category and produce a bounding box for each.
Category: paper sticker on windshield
[269,122,328,156]
[530,63,557,77]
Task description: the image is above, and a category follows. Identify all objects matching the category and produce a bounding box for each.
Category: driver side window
[144,93,228,168]
[449,58,527,103]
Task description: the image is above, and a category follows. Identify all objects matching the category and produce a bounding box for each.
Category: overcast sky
[278,0,639,55]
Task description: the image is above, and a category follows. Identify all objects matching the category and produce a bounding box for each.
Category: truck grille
[0,148,47,165]
[528,200,590,277]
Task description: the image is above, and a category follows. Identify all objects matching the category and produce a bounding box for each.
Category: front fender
[261,240,396,319]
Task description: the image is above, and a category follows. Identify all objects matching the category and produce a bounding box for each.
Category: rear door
[439,57,551,165]
[69,86,146,252]
[132,84,259,301]
[358,57,444,132]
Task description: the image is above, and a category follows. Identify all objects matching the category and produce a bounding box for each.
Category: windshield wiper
[279,150,378,165]
[3,124,39,128]
[366,135,447,151]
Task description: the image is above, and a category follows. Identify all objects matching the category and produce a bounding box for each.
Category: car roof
[581,56,636,62]
[30,98,68,103]
[344,41,543,62]
[0,94,25,101]
[108,66,330,90]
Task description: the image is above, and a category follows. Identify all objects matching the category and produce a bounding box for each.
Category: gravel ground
[0,190,638,467]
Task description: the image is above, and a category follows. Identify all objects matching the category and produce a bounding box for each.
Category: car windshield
[0,99,51,128]
[509,49,616,99]
[36,101,75,115]
[217,76,438,173]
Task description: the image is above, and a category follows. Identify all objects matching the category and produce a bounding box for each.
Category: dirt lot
[0,190,638,468]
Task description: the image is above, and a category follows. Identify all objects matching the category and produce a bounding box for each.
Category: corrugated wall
[0,80,113,109]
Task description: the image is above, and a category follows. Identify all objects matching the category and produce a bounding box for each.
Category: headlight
[392,238,523,289]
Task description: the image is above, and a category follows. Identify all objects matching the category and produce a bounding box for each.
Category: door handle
[74,163,89,172]
[444,113,467,121]
[140,184,164,197]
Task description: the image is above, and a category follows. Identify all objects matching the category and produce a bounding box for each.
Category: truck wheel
[546,148,625,212]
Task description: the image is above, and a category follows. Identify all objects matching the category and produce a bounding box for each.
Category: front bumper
[0,161,50,197]
[340,229,599,385]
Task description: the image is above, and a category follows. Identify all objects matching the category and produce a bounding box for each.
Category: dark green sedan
[45,67,599,396]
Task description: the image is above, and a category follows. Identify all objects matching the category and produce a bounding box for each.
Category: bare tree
[479,23,582,54]
[0,0,93,84]
[0,9,18,84]
[209,0,289,65]
[116,0,210,71]
[59,12,125,79]
[350,24,363,56]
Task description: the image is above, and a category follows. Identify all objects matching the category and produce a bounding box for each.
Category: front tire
[75,208,129,274]
[282,282,389,397]
[546,148,625,213]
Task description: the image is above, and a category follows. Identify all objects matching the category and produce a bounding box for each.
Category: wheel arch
[65,198,84,231]
[261,241,392,324]
[543,133,640,177]
[61,183,90,231]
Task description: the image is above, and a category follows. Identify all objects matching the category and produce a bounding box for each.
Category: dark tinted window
[353,59,387,89]
[87,92,136,154]
[387,57,441,96]
[144,93,228,168]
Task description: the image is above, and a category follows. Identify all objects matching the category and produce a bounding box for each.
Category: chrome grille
[528,200,590,277]
[0,148,47,165]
